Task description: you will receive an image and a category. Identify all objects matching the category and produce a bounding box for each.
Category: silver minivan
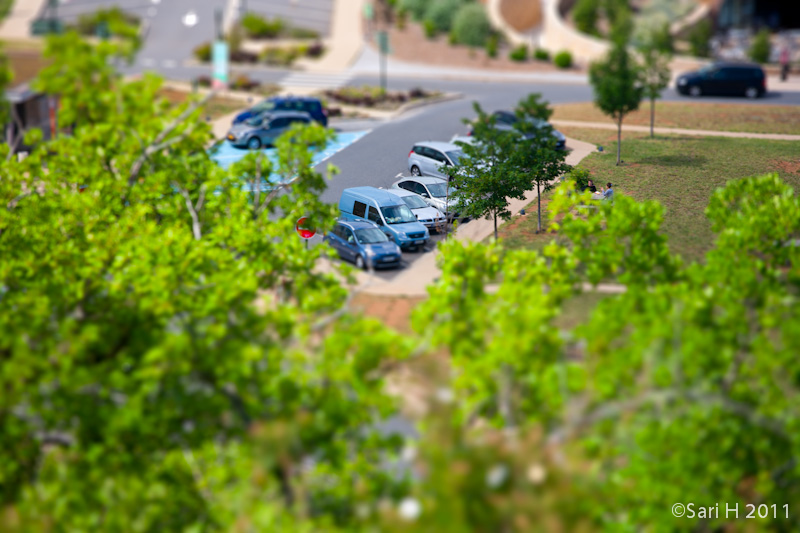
[407,141,464,179]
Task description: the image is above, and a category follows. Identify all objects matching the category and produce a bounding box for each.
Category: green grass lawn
[551,102,800,135]
[500,127,800,262]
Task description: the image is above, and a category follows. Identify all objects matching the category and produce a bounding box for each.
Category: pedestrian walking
[780,43,791,82]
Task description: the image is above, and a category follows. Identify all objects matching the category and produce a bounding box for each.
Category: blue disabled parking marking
[209,130,371,172]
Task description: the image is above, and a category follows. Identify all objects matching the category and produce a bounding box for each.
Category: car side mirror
[422,193,429,198]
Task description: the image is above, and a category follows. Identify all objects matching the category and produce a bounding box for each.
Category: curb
[389,92,464,119]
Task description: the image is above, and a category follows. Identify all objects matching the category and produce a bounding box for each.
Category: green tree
[446,96,569,239]
[749,28,771,64]
[452,3,491,47]
[588,14,643,165]
[573,0,599,36]
[688,18,713,58]
[638,36,672,138]
[413,173,800,531]
[0,44,15,149]
[1,32,409,531]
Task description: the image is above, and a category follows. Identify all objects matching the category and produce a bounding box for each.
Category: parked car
[232,96,328,126]
[387,187,447,232]
[676,62,766,99]
[226,111,311,149]
[391,176,454,216]
[338,187,430,251]
[324,220,402,270]
[407,141,465,179]
[468,110,567,150]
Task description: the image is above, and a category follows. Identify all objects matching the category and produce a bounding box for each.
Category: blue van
[232,96,328,127]
[338,187,430,251]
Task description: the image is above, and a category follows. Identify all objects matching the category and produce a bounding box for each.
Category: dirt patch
[374,19,582,73]
[350,293,427,333]
[771,159,800,175]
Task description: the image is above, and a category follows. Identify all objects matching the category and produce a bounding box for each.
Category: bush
[396,8,408,30]
[306,41,325,58]
[486,34,499,58]
[400,0,427,20]
[227,23,244,53]
[688,18,712,58]
[568,167,592,190]
[573,0,599,36]
[651,22,674,54]
[194,75,212,88]
[425,0,462,33]
[749,28,771,64]
[241,13,285,39]
[554,50,573,68]
[231,75,260,91]
[448,30,457,45]
[452,3,491,47]
[289,27,320,39]
[74,7,140,37]
[193,42,212,62]
[423,18,437,39]
[260,46,302,67]
[509,44,528,62]
[230,50,258,63]
[534,48,550,61]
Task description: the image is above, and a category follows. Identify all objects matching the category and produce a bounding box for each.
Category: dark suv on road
[232,96,328,126]
[676,62,766,99]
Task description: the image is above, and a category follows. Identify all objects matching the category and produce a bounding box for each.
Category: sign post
[377,30,389,92]
[212,8,228,90]
[295,217,316,249]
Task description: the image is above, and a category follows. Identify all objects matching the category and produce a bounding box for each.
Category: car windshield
[445,150,464,165]
[252,101,276,113]
[355,228,388,244]
[401,195,428,209]
[244,116,263,126]
[381,205,416,224]
[427,183,449,198]
[698,64,715,75]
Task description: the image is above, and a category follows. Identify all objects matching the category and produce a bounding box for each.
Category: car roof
[387,187,416,198]
[261,110,312,120]
[711,61,764,70]
[269,95,322,103]
[345,186,405,206]
[414,141,460,151]
[336,219,379,230]
[397,176,447,185]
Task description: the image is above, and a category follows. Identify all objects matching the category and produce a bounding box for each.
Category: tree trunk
[493,211,498,240]
[616,114,623,165]
[650,97,655,139]
[536,180,542,233]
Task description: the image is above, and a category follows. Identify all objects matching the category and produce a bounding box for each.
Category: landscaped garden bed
[321,86,442,111]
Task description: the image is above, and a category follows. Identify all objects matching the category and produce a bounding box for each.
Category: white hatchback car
[387,187,447,233]
[391,176,455,217]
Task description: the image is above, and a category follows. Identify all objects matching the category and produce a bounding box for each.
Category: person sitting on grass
[585,179,597,193]
[601,182,614,201]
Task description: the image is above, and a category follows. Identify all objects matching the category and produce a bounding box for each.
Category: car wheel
[247,137,262,150]
[355,254,366,269]
[410,165,421,176]
[744,87,759,99]
[688,86,702,97]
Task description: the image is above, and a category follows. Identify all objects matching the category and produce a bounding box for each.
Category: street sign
[377,30,389,54]
[295,217,316,240]
[212,40,229,89]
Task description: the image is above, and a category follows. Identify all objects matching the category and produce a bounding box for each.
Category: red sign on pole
[295,217,316,239]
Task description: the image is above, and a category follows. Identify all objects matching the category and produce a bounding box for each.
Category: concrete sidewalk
[0,0,45,40]
[347,136,598,297]
[550,119,800,141]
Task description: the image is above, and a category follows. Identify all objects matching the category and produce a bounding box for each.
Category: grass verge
[551,101,800,135]
[159,88,246,120]
[501,127,800,262]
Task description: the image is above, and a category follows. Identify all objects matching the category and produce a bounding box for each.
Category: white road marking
[162,59,177,69]
[141,58,155,67]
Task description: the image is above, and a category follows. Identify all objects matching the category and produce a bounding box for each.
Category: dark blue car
[324,220,403,270]
[232,96,328,127]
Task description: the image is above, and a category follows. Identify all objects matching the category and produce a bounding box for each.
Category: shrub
[409,87,428,98]
[193,42,212,62]
[241,13,285,39]
[425,0,462,33]
[534,48,550,61]
[452,3,491,47]
[749,28,771,64]
[572,0,599,36]
[74,7,140,36]
[194,75,212,88]
[568,167,592,190]
[486,33,499,58]
[289,27,320,39]
[230,50,258,63]
[227,22,244,53]
[306,41,325,58]
[554,50,573,68]
[396,8,408,30]
[652,22,674,54]
[400,0,427,20]
[231,75,260,91]
[688,18,712,58]
[423,18,437,39]
[448,30,457,45]
[260,46,302,67]
[509,44,528,62]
